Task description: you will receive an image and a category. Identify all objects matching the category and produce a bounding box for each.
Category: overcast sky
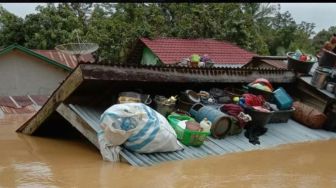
[1,3,336,34]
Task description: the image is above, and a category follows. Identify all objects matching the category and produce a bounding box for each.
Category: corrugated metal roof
[262,59,287,69]
[243,56,288,69]
[34,50,95,69]
[0,95,48,114]
[140,38,256,65]
[69,104,336,167]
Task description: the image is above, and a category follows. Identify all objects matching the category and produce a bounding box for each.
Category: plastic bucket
[189,103,231,139]
[287,52,315,74]
[154,96,175,117]
[311,67,331,89]
[318,49,336,68]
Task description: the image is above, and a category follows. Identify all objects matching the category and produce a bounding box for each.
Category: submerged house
[0,44,94,115]
[16,63,336,166]
[127,38,256,67]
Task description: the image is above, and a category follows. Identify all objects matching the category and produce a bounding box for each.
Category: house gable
[0,44,72,71]
[141,47,161,65]
[0,50,69,96]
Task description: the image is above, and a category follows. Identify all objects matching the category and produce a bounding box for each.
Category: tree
[22,3,82,49]
[0,3,320,61]
[0,6,25,47]
[67,3,93,33]
[266,11,298,55]
[288,21,315,54]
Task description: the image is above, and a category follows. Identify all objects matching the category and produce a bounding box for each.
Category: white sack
[98,103,183,161]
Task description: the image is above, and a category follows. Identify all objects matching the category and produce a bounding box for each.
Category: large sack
[292,101,327,129]
[99,103,183,162]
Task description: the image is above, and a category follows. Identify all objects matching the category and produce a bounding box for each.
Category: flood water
[1,114,336,187]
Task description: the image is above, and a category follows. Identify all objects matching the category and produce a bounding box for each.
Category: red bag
[243,94,265,107]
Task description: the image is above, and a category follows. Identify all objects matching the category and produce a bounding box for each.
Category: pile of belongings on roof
[177,54,214,68]
[97,78,336,161]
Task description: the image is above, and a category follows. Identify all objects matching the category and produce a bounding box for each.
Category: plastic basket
[242,105,273,127]
[269,107,295,123]
[287,52,315,74]
[167,114,210,146]
[245,85,274,102]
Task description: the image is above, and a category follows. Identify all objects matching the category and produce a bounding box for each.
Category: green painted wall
[141,47,161,65]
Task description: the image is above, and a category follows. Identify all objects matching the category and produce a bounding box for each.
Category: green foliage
[0,3,319,62]
[22,4,83,49]
[0,6,25,47]
[313,26,336,53]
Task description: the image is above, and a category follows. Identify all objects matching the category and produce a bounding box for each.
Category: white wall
[0,50,69,96]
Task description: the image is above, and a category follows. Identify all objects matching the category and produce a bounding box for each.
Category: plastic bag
[99,103,183,161]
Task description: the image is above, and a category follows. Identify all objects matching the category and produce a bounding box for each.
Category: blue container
[273,87,293,110]
[189,103,231,139]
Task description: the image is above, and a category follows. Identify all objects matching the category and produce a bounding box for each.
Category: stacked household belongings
[294,34,336,132]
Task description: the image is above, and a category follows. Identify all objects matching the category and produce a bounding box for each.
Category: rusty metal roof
[0,95,48,114]
[79,63,295,83]
[34,50,95,69]
[244,56,288,69]
[0,95,48,108]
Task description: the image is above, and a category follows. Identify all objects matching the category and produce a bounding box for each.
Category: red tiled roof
[140,38,256,65]
[34,50,95,69]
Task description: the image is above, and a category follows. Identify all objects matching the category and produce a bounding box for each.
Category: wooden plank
[17,67,84,134]
[56,103,99,148]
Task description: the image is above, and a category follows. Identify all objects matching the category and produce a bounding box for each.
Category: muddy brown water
[1,114,336,187]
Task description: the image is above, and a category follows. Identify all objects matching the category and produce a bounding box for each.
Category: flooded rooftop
[2,113,336,187]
